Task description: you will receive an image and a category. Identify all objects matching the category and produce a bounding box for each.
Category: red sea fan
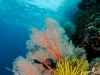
[8,56,44,75]
[29,17,75,61]
[9,17,81,75]
[30,19,62,60]
[27,49,56,73]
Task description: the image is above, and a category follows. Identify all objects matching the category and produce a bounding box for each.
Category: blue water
[0,0,81,75]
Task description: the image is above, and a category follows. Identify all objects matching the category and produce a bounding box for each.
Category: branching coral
[54,57,91,75]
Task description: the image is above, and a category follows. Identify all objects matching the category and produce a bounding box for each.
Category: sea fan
[8,56,44,75]
[8,17,89,75]
[29,17,75,60]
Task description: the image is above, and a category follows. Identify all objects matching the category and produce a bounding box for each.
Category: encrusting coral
[7,17,91,75]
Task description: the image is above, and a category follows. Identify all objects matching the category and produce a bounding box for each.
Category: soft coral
[30,18,63,60]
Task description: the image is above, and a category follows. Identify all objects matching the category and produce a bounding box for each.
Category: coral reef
[7,17,91,75]
[7,0,100,74]
[65,0,100,74]
[72,0,100,62]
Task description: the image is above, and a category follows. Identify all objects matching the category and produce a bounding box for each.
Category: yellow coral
[54,57,91,75]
